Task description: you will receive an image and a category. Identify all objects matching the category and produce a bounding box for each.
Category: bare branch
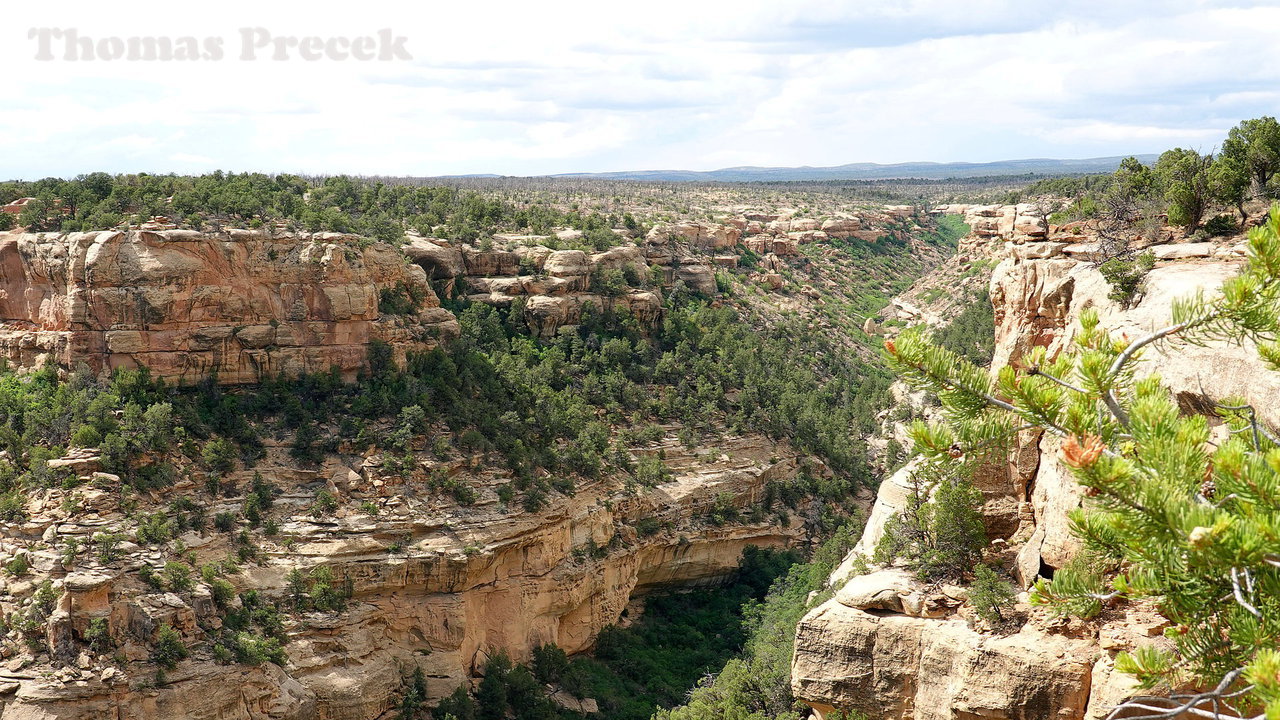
[1102,321,1191,428]
[1026,366,1090,395]
[1231,567,1261,618]
[1104,668,1253,720]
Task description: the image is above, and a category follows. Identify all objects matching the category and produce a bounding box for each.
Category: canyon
[0,201,916,720]
[0,191,1254,720]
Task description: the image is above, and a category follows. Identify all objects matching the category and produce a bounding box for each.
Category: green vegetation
[884,206,1280,718]
[151,624,187,669]
[0,365,180,504]
[969,565,1017,628]
[805,214,963,337]
[1034,117,1280,237]
[0,172,631,250]
[220,291,893,515]
[656,524,861,720]
[1218,116,1280,211]
[1155,148,1212,231]
[922,213,970,249]
[1097,251,1155,308]
[873,471,986,582]
[411,546,794,720]
[932,288,995,367]
[378,282,429,315]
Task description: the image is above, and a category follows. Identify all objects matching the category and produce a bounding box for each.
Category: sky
[3,0,1279,178]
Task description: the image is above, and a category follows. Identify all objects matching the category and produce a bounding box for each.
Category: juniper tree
[1156,148,1213,231]
[1220,117,1280,200]
[884,205,1280,720]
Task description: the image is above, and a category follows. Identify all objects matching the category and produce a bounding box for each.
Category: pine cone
[1200,478,1217,499]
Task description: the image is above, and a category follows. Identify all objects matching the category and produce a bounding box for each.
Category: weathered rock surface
[0,433,820,720]
[797,211,1256,720]
[0,230,459,384]
[793,598,1096,720]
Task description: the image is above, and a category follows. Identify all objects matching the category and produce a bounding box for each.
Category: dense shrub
[874,474,986,581]
[970,564,1017,627]
[151,624,187,669]
[1098,251,1155,308]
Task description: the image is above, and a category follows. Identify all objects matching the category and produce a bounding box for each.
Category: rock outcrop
[794,207,1257,720]
[0,230,459,384]
[793,599,1096,720]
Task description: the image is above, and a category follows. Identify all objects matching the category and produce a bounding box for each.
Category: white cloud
[1036,122,1227,145]
[2,0,1278,177]
[169,153,216,164]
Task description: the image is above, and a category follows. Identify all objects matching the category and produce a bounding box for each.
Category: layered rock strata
[0,434,817,719]
[0,229,458,384]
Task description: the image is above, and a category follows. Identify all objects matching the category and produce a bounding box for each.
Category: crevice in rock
[860,608,906,618]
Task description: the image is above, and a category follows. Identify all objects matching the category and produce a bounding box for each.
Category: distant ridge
[540,155,1158,182]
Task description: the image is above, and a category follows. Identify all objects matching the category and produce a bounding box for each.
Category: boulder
[461,248,520,276]
[757,273,784,291]
[772,240,797,256]
[744,236,774,254]
[544,250,590,278]
[676,264,718,296]
[1150,243,1214,260]
[821,218,861,236]
[833,569,919,613]
[1011,242,1066,260]
[590,245,647,273]
[792,600,1096,720]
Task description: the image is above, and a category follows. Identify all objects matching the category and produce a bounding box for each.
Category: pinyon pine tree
[883,205,1280,720]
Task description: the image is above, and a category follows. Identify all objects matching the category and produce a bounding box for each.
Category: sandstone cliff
[0,229,458,384]
[0,432,817,720]
[0,203,912,385]
[793,205,1264,720]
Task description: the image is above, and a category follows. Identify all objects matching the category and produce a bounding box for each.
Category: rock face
[0,230,459,384]
[793,599,1096,720]
[1,433,819,720]
[794,210,1255,720]
[1,218,827,381]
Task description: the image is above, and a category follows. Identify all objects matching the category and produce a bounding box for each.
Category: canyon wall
[0,204,922,719]
[0,433,816,720]
[0,229,458,384]
[0,207,913,719]
[0,205,901,384]
[793,205,1269,720]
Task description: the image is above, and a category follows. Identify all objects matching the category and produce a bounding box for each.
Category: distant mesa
[488,156,1160,183]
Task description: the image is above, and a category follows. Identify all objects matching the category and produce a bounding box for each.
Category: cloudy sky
[3,1,1278,178]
